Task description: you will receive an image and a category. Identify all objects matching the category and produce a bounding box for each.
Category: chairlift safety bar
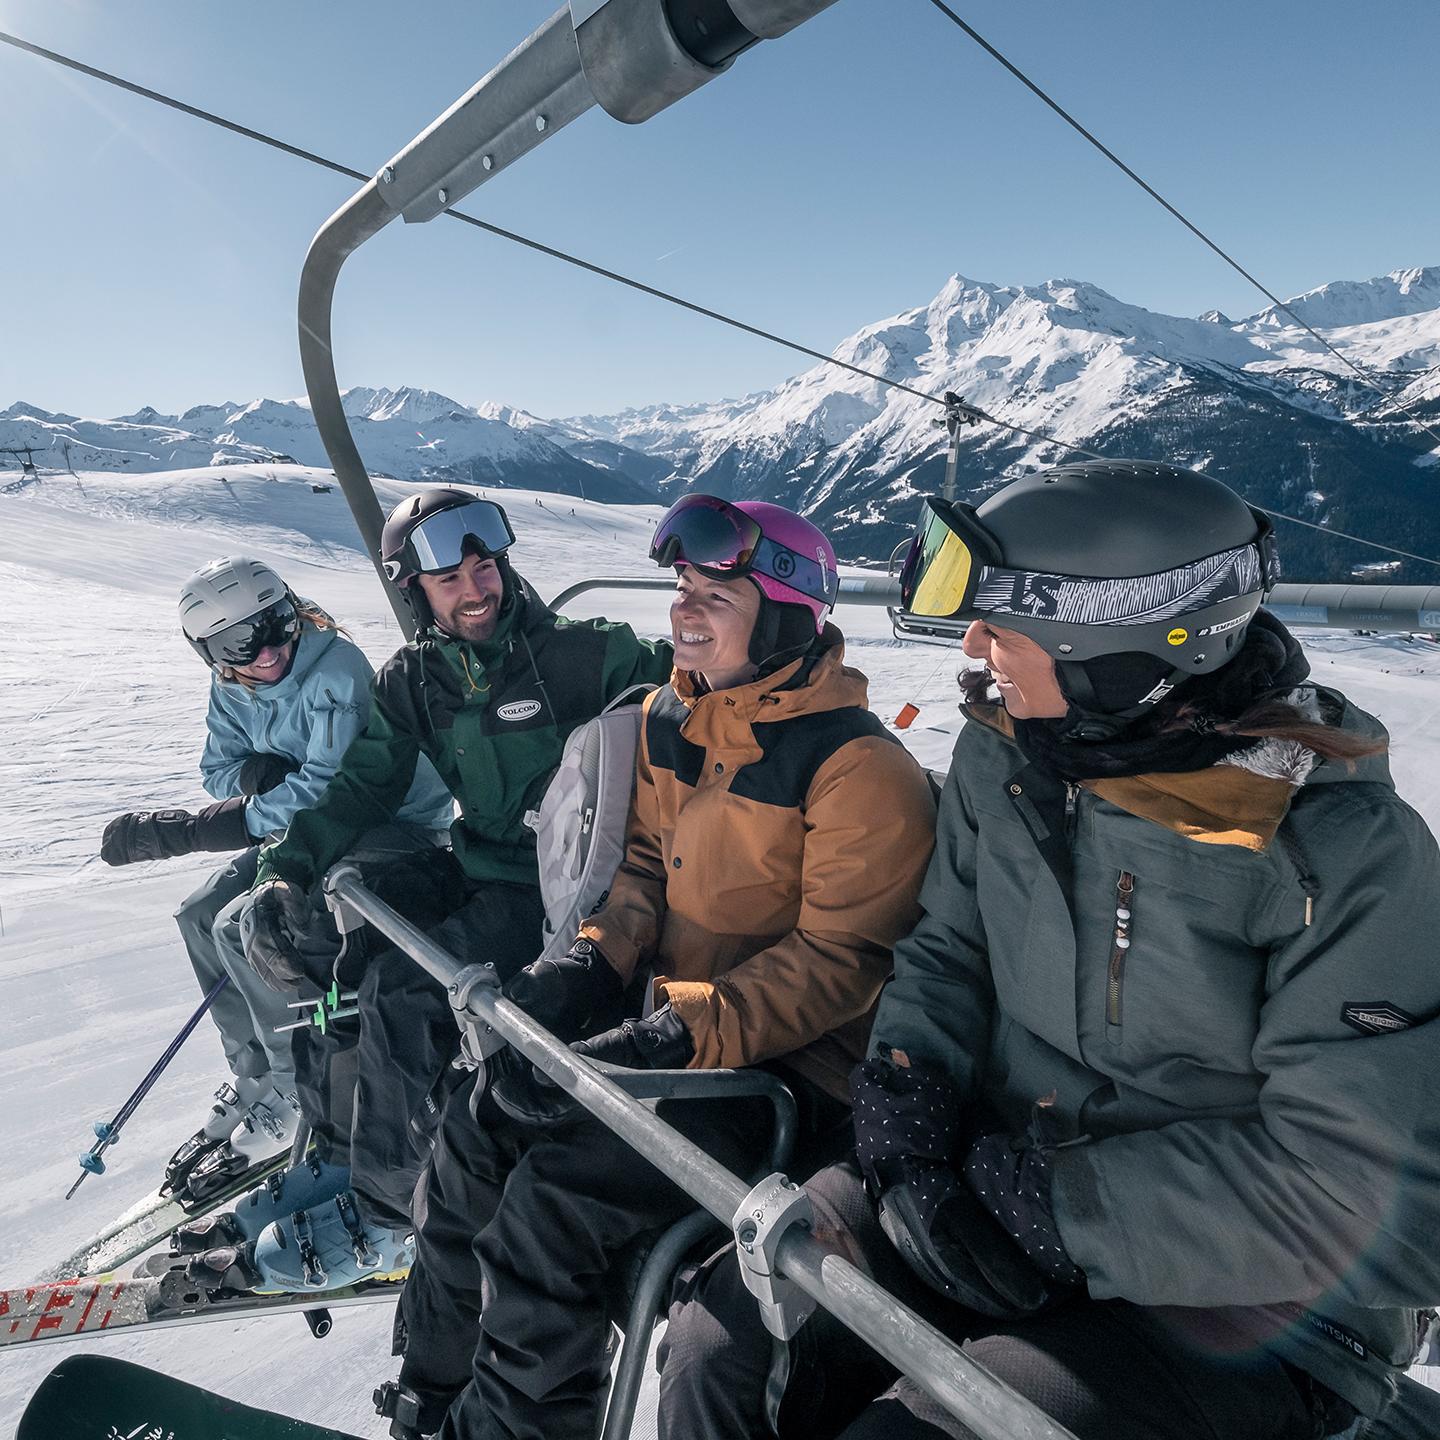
[322,864,1081,1440]
[547,575,1440,635]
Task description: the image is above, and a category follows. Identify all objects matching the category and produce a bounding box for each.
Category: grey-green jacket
[872,690,1440,1416]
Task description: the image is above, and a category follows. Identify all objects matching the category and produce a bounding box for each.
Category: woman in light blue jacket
[102,556,452,1202]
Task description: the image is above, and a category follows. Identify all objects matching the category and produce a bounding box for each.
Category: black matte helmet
[897,459,1281,716]
[380,488,515,587]
[380,487,516,635]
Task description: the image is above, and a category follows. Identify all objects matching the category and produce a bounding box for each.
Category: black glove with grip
[101,798,250,865]
[502,937,624,1043]
[240,878,313,991]
[573,1003,694,1070]
[483,1047,581,1129]
[238,752,300,796]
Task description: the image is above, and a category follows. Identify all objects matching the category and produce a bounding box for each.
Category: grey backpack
[526,686,655,964]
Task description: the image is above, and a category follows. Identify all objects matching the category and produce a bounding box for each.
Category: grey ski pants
[175,848,296,1092]
[657,1159,1356,1440]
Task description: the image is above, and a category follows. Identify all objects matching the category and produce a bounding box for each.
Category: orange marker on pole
[895,703,920,730]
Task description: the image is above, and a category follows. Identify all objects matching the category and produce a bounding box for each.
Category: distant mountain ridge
[0,386,658,505]
[6,265,1438,579]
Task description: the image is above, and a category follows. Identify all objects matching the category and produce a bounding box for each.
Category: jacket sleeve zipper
[324,688,338,750]
[1106,870,1135,1031]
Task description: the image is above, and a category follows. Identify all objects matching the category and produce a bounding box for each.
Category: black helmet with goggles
[896,461,1280,704]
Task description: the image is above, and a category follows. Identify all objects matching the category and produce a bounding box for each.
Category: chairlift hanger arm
[299,0,838,636]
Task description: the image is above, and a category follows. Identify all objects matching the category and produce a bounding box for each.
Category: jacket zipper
[1064,782,1080,841]
[324,688,337,750]
[1106,870,1135,1032]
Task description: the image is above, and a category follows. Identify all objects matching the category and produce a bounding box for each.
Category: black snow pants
[291,846,544,1230]
[657,1159,1359,1440]
[397,1066,849,1440]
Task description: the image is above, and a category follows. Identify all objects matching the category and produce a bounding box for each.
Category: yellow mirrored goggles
[898,498,1001,619]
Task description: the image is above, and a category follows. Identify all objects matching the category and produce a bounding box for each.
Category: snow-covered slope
[1,466,1438,1434]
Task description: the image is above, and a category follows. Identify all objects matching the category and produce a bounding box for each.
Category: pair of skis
[5,1155,401,1350]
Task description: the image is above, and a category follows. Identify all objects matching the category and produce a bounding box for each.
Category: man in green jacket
[659,462,1440,1440]
[228,489,672,1292]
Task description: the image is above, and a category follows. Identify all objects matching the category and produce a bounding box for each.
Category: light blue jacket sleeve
[243,647,375,840]
[199,691,254,801]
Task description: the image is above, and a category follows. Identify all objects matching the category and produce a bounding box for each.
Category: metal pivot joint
[448,963,507,1068]
[733,1171,815,1340]
[322,862,369,935]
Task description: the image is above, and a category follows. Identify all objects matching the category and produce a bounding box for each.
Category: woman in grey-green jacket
[657,462,1440,1440]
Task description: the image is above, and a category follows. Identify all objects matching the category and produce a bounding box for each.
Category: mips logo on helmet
[1166,628,1189,646]
[497,699,543,723]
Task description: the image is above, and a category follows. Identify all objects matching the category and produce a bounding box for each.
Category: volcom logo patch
[497,699,542,723]
[1340,1002,1417,1036]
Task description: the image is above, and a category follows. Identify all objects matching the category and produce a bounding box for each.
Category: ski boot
[161,1079,254,1196]
[179,1086,304,1204]
[248,1191,414,1293]
[168,1157,350,1256]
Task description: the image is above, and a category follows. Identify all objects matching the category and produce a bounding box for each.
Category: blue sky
[2,1,1436,420]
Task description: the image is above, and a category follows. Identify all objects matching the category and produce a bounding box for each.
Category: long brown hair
[216,601,351,690]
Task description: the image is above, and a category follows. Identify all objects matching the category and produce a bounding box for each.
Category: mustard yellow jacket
[583,630,936,1100]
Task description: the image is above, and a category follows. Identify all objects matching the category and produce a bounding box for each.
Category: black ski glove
[237,752,300,797]
[101,798,251,866]
[502,937,624,1043]
[241,879,312,991]
[850,1051,1051,1318]
[962,1132,1085,1288]
[574,1003,694,1070]
[488,1005,694,1129]
[483,1047,581,1129]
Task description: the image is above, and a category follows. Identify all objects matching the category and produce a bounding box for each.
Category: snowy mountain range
[6,265,1438,578]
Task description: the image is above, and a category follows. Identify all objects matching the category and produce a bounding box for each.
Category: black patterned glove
[962,1133,1085,1287]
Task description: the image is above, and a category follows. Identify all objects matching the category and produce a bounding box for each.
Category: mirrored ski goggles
[196,596,301,668]
[899,497,1279,628]
[650,495,838,609]
[386,499,516,582]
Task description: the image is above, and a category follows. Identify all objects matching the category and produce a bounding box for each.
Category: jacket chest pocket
[1089,854,1268,1078]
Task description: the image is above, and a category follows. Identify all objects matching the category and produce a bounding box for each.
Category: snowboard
[19,1353,366,1438]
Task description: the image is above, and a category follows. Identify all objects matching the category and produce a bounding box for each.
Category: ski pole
[66,974,230,1199]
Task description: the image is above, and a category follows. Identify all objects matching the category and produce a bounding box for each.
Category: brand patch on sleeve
[1340,1001,1417,1036]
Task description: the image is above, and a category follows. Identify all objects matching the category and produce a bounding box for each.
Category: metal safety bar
[549,574,1440,636]
[546,572,902,613]
[323,864,1079,1440]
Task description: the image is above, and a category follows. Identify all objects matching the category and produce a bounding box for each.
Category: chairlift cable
[3,29,1438,571]
[923,1,1440,455]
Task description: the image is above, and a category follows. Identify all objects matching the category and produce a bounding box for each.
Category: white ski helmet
[179,556,300,669]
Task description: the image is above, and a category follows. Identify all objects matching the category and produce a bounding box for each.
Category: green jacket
[872,691,1440,1416]
[258,576,672,893]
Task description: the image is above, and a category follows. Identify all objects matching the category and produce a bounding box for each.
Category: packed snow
[1,466,1437,1435]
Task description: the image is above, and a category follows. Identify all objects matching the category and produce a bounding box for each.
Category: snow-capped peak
[341,386,473,425]
[1250,265,1440,330]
